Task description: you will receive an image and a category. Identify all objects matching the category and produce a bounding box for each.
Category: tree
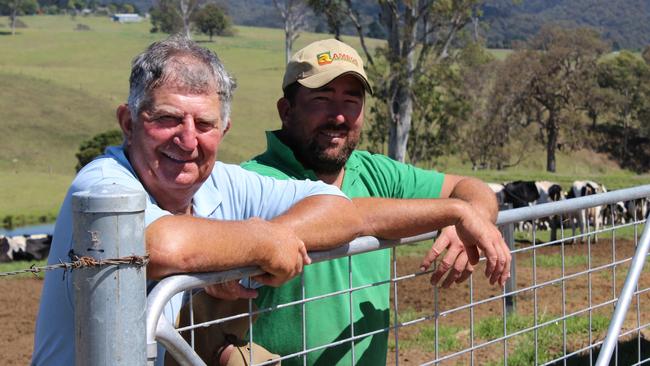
[150,0,182,34]
[121,3,134,13]
[455,43,531,170]
[368,0,481,162]
[0,0,38,35]
[307,0,345,39]
[503,26,608,172]
[194,3,230,41]
[643,45,650,65]
[273,0,308,64]
[150,0,204,38]
[597,50,650,160]
[75,130,123,172]
[307,1,482,162]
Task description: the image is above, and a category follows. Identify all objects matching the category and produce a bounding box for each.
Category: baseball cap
[282,39,372,94]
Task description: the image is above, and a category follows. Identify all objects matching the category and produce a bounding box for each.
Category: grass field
[0,15,648,222]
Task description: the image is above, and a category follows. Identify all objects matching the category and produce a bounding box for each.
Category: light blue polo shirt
[32,145,346,366]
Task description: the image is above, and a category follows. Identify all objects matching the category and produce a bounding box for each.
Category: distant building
[111,13,142,23]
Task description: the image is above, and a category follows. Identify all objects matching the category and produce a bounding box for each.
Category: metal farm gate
[71,185,650,365]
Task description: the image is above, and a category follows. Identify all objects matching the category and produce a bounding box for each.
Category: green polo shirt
[242,131,445,366]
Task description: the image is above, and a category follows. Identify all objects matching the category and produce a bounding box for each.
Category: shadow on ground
[548,335,650,365]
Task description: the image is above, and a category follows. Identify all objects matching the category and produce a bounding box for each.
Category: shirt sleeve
[364,153,445,199]
[218,164,348,220]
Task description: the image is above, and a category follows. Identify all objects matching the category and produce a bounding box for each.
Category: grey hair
[127,34,237,128]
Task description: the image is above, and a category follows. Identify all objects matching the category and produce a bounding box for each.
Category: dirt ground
[2,238,648,365]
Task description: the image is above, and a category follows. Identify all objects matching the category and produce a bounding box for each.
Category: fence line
[89,184,650,365]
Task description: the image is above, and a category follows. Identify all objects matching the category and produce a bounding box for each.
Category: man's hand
[420,226,474,288]
[454,205,511,287]
[204,280,258,300]
[250,218,312,287]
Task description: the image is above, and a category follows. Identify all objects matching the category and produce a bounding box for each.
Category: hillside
[0,15,648,223]
[96,0,650,49]
[214,0,650,50]
[482,0,650,49]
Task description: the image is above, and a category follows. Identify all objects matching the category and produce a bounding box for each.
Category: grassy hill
[0,15,648,223]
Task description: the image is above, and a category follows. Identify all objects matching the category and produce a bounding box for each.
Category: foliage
[455,41,534,170]
[596,51,650,161]
[643,45,650,65]
[0,0,38,35]
[0,0,38,16]
[149,0,182,34]
[2,16,650,221]
[75,22,90,31]
[2,212,56,229]
[75,130,123,172]
[352,0,482,163]
[481,0,650,50]
[406,59,466,166]
[273,0,308,64]
[500,26,608,172]
[150,0,204,37]
[306,0,345,39]
[193,3,231,41]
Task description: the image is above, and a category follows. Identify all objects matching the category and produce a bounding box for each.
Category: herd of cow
[0,234,52,263]
[490,180,650,242]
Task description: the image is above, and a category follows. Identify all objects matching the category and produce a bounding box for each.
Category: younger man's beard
[286,123,359,174]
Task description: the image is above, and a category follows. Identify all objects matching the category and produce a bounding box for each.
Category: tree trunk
[180,0,192,39]
[388,81,413,162]
[11,8,17,36]
[285,24,292,65]
[546,113,558,173]
[382,2,417,162]
[622,113,630,161]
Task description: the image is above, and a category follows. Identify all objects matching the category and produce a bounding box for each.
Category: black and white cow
[623,198,649,223]
[602,201,627,226]
[501,181,540,231]
[567,180,607,242]
[534,181,565,237]
[503,181,539,209]
[0,234,52,262]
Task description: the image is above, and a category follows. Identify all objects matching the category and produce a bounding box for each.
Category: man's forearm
[442,176,498,222]
[145,215,273,279]
[352,198,470,239]
[270,195,364,251]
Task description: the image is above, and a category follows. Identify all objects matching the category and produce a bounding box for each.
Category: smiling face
[119,82,226,211]
[278,74,364,174]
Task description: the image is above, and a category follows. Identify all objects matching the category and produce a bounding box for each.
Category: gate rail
[141,184,650,365]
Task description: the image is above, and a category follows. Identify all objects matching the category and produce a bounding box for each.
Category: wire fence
[146,185,650,366]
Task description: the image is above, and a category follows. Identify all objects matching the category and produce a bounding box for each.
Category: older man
[238,39,511,365]
[32,36,365,366]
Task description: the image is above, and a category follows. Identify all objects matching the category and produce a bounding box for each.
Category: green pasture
[0,15,648,221]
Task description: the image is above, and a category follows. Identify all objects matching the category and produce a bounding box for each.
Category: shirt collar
[193,167,223,217]
[263,130,363,187]
[263,130,319,180]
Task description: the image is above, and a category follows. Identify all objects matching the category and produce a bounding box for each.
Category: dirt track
[2,239,649,365]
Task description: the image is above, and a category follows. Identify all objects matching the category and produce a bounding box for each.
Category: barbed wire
[0,252,149,278]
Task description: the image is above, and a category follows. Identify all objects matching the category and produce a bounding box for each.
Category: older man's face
[122,83,224,200]
[281,74,364,173]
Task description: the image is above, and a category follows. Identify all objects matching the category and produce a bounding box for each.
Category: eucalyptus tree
[273,0,308,64]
